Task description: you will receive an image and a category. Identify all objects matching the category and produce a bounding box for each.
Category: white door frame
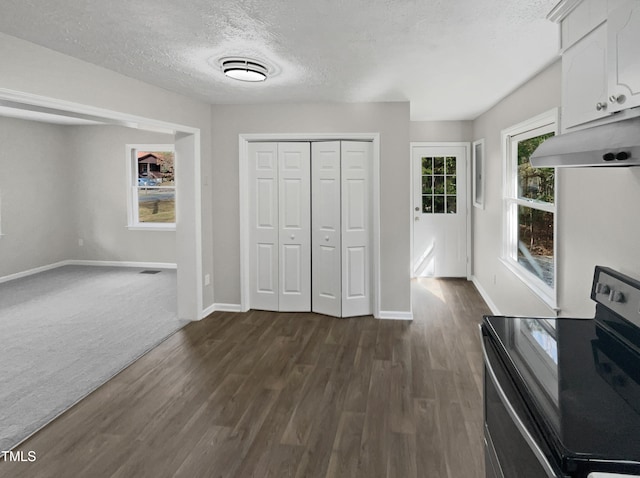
[409,142,472,280]
[239,133,381,318]
[0,87,204,321]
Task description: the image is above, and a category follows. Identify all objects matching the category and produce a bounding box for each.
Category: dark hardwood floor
[2,278,490,478]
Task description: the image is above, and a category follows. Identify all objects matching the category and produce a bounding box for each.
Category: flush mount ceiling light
[221,58,268,82]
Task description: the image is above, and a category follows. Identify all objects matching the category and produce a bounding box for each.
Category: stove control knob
[608,290,625,303]
[603,152,615,161]
[596,283,610,294]
[616,151,630,161]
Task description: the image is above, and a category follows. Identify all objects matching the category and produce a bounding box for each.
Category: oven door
[482,329,563,478]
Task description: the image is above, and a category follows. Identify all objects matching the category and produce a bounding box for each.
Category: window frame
[472,138,485,209]
[420,155,459,214]
[0,187,3,238]
[501,109,559,310]
[126,144,176,231]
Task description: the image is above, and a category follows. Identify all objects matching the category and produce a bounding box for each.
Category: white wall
[556,152,640,317]
[211,102,411,313]
[0,117,75,276]
[472,61,562,317]
[471,59,640,318]
[68,125,176,263]
[410,120,473,142]
[0,32,214,309]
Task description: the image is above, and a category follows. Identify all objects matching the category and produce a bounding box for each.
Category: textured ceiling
[0,0,559,120]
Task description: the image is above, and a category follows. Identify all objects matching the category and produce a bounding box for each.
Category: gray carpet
[0,265,187,451]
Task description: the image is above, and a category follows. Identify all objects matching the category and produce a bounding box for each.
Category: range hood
[530,116,640,168]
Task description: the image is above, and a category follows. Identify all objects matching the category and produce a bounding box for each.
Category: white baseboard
[213,303,243,312]
[0,261,69,284]
[471,275,501,315]
[0,260,178,285]
[67,260,177,269]
[201,303,216,318]
[377,310,414,321]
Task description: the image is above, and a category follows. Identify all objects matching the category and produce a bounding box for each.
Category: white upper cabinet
[562,24,608,128]
[555,0,640,130]
[607,2,640,113]
[559,0,607,51]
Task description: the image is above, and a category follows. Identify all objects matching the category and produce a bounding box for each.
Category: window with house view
[127,145,175,227]
[503,111,557,306]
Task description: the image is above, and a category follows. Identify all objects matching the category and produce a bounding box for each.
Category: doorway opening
[0,89,204,321]
[0,89,204,451]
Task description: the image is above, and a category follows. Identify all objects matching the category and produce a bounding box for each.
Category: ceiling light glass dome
[221,58,268,82]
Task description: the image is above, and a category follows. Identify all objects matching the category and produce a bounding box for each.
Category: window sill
[127,225,176,232]
[499,257,558,313]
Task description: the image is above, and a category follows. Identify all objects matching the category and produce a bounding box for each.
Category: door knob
[290,234,295,240]
[325,236,329,241]
[415,206,420,211]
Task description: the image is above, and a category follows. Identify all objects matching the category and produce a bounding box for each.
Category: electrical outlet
[78,238,84,247]
[204,274,210,286]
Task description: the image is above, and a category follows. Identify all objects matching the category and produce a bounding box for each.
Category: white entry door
[249,142,311,311]
[412,145,468,277]
[312,141,342,317]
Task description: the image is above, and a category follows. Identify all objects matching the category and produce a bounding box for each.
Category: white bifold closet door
[311,142,342,317]
[249,142,279,311]
[249,142,311,312]
[339,141,372,317]
[278,143,311,311]
[249,140,370,317]
[312,141,372,318]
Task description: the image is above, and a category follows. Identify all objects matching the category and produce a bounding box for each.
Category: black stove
[482,266,640,477]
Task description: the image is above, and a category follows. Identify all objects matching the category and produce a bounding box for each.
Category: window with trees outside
[502,110,558,308]
[127,144,175,229]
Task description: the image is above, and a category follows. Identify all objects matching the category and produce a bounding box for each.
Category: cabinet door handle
[596,102,607,111]
[609,94,626,104]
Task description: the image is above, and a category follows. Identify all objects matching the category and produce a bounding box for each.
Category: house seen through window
[128,145,175,228]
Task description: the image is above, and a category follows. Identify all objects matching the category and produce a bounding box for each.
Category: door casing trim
[239,133,381,318]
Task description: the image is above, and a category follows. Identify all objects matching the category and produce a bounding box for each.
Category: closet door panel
[249,143,279,311]
[312,142,342,317]
[341,141,372,317]
[278,143,311,311]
